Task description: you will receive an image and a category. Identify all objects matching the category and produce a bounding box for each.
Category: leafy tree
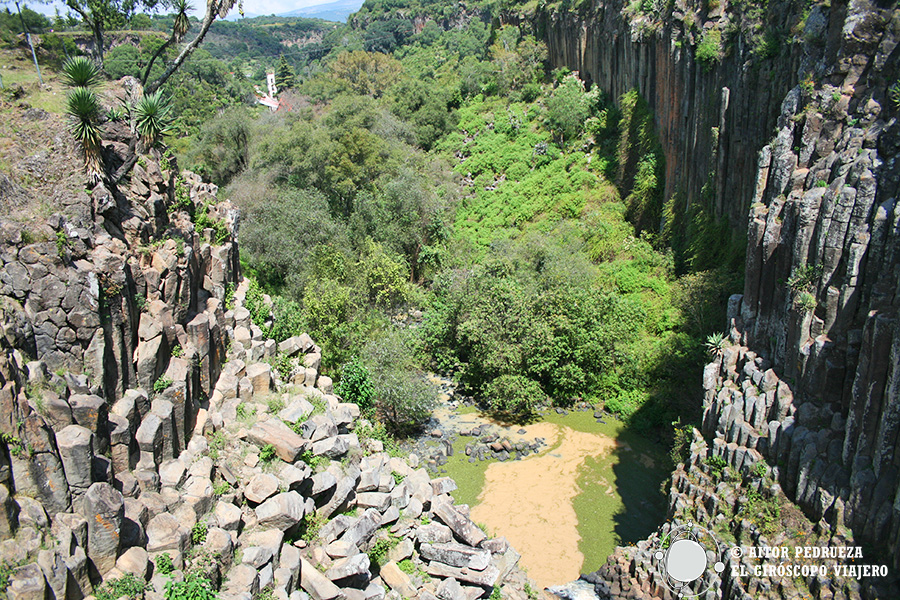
[104,44,142,79]
[327,50,402,97]
[483,374,545,421]
[65,0,165,64]
[545,74,595,145]
[144,0,244,94]
[141,0,189,85]
[186,106,252,185]
[335,357,375,413]
[275,54,297,91]
[363,330,437,434]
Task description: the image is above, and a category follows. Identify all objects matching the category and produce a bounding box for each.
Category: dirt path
[469,422,619,591]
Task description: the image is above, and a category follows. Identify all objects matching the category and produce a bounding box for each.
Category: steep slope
[523,0,900,598]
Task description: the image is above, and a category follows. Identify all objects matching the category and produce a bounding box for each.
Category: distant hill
[279,0,364,22]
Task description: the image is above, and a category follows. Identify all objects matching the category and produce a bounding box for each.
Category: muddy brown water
[469,422,619,590]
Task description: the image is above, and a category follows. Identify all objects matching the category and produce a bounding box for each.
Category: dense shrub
[363,331,437,434]
[482,374,545,420]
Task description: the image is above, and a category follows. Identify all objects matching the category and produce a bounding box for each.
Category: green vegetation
[153,376,174,394]
[0,561,15,595]
[301,511,328,542]
[368,536,399,566]
[164,571,219,600]
[134,90,175,146]
[741,489,781,535]
[62,57,104,179]
[695,28,723,67]
[704,454,728,479]
[335,357,376,413]
[94,573,151,600]
[155,552,175,575]
[299,449,329,471]
[259,443,277,464]
[191,521,208,545]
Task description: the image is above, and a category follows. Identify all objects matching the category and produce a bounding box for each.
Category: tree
[65,0,164,64]
[140,0,189,86]
[274,54,296,92]
[327,50,402,97]
[143,0,243,94]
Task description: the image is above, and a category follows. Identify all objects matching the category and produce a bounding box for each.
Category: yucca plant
[66,87,103,180]
[61,56,103,89]
[704,332,728,357]
[134,91,174,147]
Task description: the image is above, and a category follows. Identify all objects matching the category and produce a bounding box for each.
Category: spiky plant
[66,87,103,180]
[172,0,192,41]
[61,56,103,88]
[134,91,174,147]
[704,332,728,357]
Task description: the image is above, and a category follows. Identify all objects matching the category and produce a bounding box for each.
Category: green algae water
[437,407,669,585]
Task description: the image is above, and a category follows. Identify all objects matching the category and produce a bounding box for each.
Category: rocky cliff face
[0,120,533,599]
[523,0,900,598]
[512,0,893,231]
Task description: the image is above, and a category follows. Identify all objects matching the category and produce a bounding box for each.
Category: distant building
[254,81,279,112]
[267,72,277,98]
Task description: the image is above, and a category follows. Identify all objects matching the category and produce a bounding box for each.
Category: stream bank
[404,375,670,591]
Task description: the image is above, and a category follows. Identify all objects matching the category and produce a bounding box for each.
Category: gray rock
[214,501,243,531]
[8,563,46,600]
[419,542,490,571]
[256,491,306,530]
[299,557,344,600]
[355,492,390,512]
[431,501,486,547]
[248,419,307,463]
[436,577,466,600]
[426,561,500,588]
[245,473,279,504]
[378,561,416,597]
[310,472,337,496]
[116,546,151,578]
[340,509,381,548]
[416,523,453,545]
[146,512,189,554]
[312,436,349,459]
[324,553,370,582]
[82,482,124,574]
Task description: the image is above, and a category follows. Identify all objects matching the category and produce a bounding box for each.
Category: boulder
[8,563,46,600]
[312,436,349,459]
[247,419,307,463]
[431,501,486,547]
[245,473,279,504]
[419,542,491,571]
[379,561,417,598]
[55,425,94,493]
[255,491,306,530]
[299,557,344,600]
[214,501,243,531]
[116,546,151,578]
[425,561,500,588]
[324,553,370,583]
[245,362,272,395]
[146,512,189,554]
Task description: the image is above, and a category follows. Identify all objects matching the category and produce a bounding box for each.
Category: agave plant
[66,87,103,180]
[704,332,728,357]
[134,91,174,147]
[61,56,103,89]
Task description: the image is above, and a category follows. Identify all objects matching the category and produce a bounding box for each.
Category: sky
[7,0,335,19]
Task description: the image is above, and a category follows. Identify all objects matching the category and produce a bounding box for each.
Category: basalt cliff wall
[523,0,900,598]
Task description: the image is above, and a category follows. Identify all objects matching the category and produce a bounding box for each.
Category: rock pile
[0,146,534,600]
